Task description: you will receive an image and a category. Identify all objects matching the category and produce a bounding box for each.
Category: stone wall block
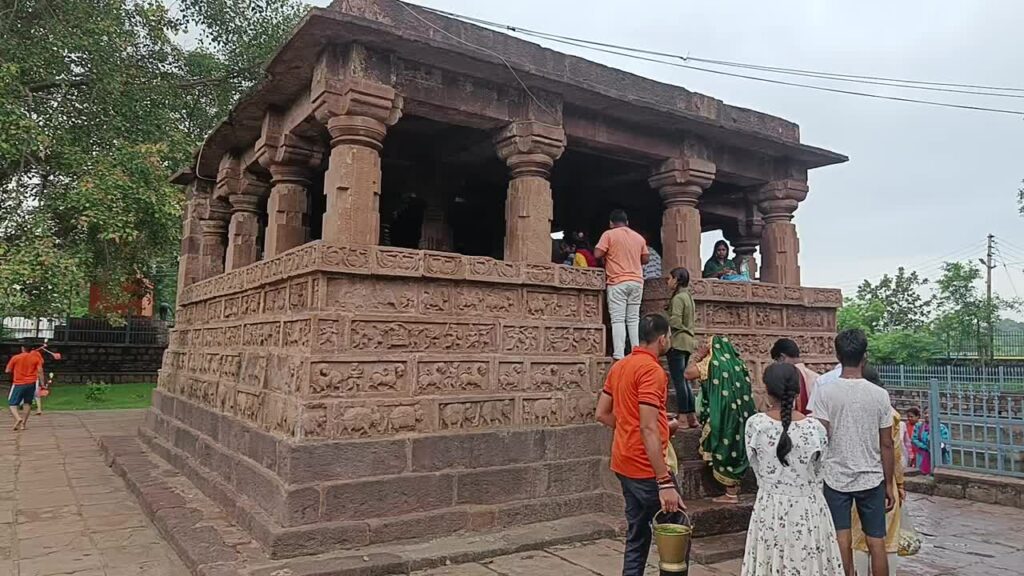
[321,473,455,522]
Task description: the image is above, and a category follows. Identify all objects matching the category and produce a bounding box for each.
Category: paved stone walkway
[4,409,1024,575]
[0,410,186,576]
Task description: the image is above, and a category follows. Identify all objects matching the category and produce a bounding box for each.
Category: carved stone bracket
[494,121,566,178]
[753,179,808,223]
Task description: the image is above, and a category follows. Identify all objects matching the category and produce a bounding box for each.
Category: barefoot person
[741,363,843,575]
[685,335,756,503]
[595,314,685,576]
[5,339,44,431]
[810,329,896,576]
[666,267,698,428]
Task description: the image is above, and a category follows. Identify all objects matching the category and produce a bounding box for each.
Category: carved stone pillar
[648,158,716,276]
[312,78,403,246]
[754,179,808,286]
[225,191,264,271]
[198,195,230,280]
[256,113,324,258]
[495,121,565,263]
[264,165,312,257]
[175,175,212,293]
[724,204,764,281]
[419,204,452,251]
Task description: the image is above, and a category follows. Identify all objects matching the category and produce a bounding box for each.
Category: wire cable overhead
[419,6,1024,117]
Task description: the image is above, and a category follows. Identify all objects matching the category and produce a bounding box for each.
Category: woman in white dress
[741,363,844,576]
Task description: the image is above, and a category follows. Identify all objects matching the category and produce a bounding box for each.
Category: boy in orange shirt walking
[5,339,44,430]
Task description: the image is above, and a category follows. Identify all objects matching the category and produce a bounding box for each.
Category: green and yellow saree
[694,335,757,487]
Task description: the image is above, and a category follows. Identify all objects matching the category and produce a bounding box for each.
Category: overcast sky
[313,0,1024,308]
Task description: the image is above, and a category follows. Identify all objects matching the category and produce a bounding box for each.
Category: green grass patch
[42,382,156,411]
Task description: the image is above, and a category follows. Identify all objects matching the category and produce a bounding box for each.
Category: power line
[399,3,560,124]
[425,7,1024,94]
[831,241,986,292]
[994,247,1021,298]
[421,7,1024,117]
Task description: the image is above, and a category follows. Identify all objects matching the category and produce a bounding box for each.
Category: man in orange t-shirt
[595,314,685,576]
[595,209,649,360]
[5,340,44,430]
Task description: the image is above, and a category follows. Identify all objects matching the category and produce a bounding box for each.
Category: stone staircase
[672,422,755,563]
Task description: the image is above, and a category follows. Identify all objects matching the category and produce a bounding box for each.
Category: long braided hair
[763,363,801,466]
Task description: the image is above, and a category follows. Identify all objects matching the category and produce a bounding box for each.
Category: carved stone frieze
[309,361,408,396]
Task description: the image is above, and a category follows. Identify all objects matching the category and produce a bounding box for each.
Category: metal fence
[936,331,1024,360]
[881,364,1024,478]
[1,316,168,345]
[877,364,1024,392]
[924,379,1024,478]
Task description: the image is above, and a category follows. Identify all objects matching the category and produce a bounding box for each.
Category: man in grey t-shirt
[815,329,895,576]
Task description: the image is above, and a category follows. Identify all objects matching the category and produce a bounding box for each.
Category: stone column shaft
[225,193,262,271]
[649,158,716,276]
[419,204,452,251]
[265,166,311,257]
[199,219,228,279]
[322,115,386,246]
[176,180,211,293]
[755,179,808,286]
[495,122,565,263]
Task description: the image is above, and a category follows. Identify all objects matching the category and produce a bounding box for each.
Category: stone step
[689,531,748,565]
[685,495,755,538]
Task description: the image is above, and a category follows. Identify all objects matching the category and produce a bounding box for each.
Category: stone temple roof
[190,0,846,178]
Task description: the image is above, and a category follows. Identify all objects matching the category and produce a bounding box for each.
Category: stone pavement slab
[0,409,188,576]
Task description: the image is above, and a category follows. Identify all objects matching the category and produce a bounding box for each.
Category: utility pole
[979,234,996,364]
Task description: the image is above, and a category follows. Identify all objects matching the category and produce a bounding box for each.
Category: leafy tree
[0,0,304,315]
[854,267,932,331]
[932,261,1020,359]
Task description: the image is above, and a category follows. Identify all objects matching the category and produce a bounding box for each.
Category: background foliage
[0,0,305,315]
[838,261,1021,363]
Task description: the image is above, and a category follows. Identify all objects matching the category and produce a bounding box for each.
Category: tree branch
[26,64,263,94]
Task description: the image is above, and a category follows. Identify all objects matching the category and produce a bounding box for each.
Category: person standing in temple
[595,209,649,360]
[770,338,819,414]
[595,314,685,576]
[642,232,662,280]
[666,267,698,428]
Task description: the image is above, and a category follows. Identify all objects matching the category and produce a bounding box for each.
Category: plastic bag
[897,506,921,557]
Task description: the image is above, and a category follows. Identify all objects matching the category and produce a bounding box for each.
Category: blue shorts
[8,384,36,407]
[824,481,887,539]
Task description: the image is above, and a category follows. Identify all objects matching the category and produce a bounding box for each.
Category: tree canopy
[0,0,305,316]
[838,260,1021,363]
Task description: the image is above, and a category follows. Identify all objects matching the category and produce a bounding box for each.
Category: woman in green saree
[685,335,757,503]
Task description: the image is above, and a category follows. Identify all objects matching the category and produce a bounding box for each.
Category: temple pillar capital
[754,179,808,285]
[494,121,566,178]
[649,158,716,276]
[198,193,231,280]
[255,114,325,257]
[495,121,566,263]
[219,162,268,271]
[753,179,808,223]
[310,57,403,247]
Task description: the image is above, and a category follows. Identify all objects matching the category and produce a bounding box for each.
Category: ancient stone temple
[148,0,846,561]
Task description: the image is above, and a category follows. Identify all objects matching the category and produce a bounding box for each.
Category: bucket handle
[653,508,692,529]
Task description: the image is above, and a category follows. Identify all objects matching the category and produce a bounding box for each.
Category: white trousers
[606,281,644,359]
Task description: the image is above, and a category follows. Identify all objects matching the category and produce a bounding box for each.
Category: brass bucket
[652,509,693,574]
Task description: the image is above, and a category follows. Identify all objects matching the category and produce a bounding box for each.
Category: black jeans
[666,349,694,415]
[618,474,687,576]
